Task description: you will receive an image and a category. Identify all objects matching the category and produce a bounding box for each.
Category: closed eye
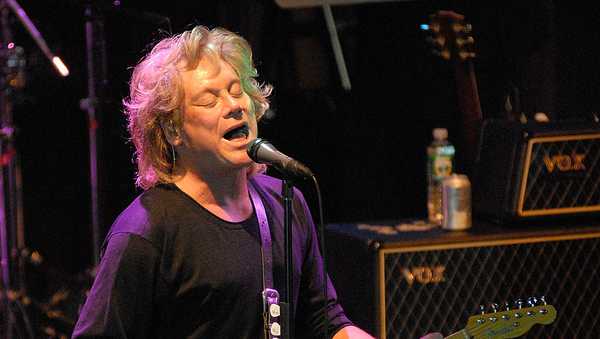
[195,100,217,108]
[230,82,244,98]
[193,93,218,108]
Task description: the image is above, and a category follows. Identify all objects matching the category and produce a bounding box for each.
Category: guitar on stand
[422,10,483,179]
[421,14,560,338]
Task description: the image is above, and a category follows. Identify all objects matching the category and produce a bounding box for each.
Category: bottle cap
[433,128,448,140]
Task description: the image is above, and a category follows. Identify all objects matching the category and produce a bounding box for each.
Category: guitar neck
[454,60,482,123]
[424,10,483,176]
[453,59,482,177]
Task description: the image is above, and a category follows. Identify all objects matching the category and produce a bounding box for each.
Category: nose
[224,93,242,113]
[223,94,244,119]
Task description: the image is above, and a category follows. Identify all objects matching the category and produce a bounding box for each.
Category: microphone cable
[310,175,330,339]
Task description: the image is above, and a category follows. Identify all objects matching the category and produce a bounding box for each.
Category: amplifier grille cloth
[383,237,600,338]
[524,138,600,211]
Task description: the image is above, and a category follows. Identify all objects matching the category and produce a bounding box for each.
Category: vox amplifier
[473,119,600,223]
[326,220,600,339]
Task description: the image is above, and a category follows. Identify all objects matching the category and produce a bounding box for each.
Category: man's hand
[333,325,375,338]
[333,326,443,339]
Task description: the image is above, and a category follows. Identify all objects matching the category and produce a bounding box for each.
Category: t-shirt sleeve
[294,191,354,338]
[72,232,161,339]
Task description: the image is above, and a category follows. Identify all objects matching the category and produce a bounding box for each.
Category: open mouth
[223,124,249,141]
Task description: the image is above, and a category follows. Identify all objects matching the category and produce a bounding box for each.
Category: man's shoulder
[107,184,181,240]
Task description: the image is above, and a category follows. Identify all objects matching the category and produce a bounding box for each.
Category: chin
[225,155,254,171]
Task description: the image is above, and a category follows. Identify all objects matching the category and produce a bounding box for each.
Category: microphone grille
[247,138,266,161]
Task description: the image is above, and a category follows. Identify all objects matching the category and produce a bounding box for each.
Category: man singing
[72,25,375,338]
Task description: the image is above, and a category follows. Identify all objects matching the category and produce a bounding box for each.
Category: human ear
[160,118,182,146]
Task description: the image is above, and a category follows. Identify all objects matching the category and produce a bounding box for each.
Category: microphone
[247,138,314,179]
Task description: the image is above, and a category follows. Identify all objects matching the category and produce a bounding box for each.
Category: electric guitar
[445,301,557,338]
[422,10,483,178]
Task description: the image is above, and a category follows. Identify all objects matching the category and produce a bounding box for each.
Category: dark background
[5,0,600,314]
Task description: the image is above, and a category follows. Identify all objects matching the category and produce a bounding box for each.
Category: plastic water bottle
[427,128,455,225]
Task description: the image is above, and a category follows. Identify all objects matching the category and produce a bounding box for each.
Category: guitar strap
[248,180,274,290]
[248,179,281,339]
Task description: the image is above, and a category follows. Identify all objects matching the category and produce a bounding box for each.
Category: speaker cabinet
[326,220,600,338]
[473,119,600,223]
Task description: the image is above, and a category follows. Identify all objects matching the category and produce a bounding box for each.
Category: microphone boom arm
[3,0,69,76]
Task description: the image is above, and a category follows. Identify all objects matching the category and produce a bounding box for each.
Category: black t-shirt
[72,174,352,338]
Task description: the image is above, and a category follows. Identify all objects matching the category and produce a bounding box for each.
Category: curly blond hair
[123,26,272,189]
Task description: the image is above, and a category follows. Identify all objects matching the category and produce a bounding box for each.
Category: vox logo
[543,153,586,173]
[400,265,446,286]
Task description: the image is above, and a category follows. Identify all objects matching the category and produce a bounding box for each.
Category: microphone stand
[0,1,68,337]
[80,2,108,266]
[281,178,294,339]
[79,1,170,267]
[0,1,29,337]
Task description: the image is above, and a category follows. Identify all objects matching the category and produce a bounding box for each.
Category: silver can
[442,174,472,230]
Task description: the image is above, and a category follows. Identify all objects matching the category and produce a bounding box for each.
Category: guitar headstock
[465,297,557,339]
[421,10,476,62]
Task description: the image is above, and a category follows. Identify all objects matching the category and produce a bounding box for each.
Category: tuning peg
[430,46,451,60]
[441,50,451,60]
[527,297,538,307]
[501,303,511,320]
[457,36,475,47]
[458,51,470,61]
[462,23,473,34]
[425,21,440,33]
[456,36,474,47]
[512,299,524,319]
[514,299,524,309]
[451,22,462,33]
[425,36,445,48]
[490,303,499,313]
[435,37,446,48]
[538,296,549,315]
[479,304,486,315]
